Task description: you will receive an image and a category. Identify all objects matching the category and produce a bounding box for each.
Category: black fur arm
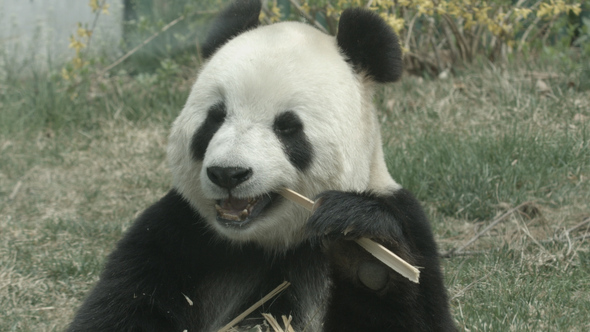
[308,189,436,254]
[67,191,205,331]
[307,189,456,332]
[67,190,320,331]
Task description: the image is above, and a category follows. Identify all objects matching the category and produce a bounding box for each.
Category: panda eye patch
[190,102,227,161]
[273,111,303,136]
[273,111,313,171]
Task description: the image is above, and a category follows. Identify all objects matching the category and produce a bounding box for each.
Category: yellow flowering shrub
[63,0,584,82]
[260,0,284,23]
[297,0,583,75]
[62,0,110,82]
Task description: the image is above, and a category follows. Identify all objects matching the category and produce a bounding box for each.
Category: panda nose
[207,166,253,190]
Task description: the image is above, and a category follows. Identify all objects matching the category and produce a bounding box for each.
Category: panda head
[168,0,402,249]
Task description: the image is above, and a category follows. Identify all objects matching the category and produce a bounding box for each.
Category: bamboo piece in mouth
[280,188,420,284]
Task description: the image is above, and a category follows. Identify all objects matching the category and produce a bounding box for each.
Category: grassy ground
[379,56,590,331]
[1,54,589,331]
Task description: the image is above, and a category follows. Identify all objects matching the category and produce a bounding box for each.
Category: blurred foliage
[62,0,224,80]
[59,0,588,92]
[119,0,224,73]
[294,0,585,76]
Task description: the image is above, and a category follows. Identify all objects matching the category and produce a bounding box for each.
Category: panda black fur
[68,0,456,331]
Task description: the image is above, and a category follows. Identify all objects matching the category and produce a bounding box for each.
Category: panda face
[168,22,387,248]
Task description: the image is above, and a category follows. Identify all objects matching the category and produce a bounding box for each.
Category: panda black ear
[336,8,403,83]
[201,0,262,59]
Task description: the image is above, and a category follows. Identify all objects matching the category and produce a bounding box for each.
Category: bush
[61,0,585,81]
[286,0,583,76]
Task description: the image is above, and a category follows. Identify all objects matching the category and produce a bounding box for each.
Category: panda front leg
[307,189,456,332]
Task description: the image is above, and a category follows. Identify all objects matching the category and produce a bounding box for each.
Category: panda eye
[273,111,303,136]
[208,102,227,123]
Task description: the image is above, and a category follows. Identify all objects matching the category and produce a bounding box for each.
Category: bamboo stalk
[262,313,285,332]
[282,315,296,332]
[280,188,420,283]
[218,281,291,332]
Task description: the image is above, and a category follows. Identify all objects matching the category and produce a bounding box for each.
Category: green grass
[385,128,589,220]
[377,57,590,331]
[1,53,589,331]
[448,245,590,331]
[0,59,194,136]
[0,120,171,331]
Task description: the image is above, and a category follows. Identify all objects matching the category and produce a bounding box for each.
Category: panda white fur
[68,0,456,331]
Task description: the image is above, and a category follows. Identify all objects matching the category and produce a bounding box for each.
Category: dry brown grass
[1,60,589,331]
[1,120,170,330]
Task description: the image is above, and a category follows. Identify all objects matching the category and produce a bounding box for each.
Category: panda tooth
[239,209,249,219]
[223,214,240,221]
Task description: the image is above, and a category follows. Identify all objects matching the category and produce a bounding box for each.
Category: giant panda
[68,0,456,331]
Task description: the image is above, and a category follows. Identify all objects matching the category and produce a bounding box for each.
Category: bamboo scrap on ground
[218,281,291,332]
[279,188,420,284]
[281,315,296,332]
[262,314,295,332]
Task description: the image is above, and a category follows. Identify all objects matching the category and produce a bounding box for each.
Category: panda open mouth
[215,193,277,227]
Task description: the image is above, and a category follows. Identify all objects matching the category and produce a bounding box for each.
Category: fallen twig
[101,15,187,74]
[282,315,296,332]
[262,313,285,332]
[9,181,22,200]
[280,188,420,283]
[101,9,218,75]
[450,269,495,301]
[441,201,534,258]
[439,250,487,257]
[262,313,296,332]
[566,218,590,234]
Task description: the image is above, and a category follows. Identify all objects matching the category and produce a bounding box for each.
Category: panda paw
[306,190,400,241]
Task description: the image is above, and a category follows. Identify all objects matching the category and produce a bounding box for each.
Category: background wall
[0,0,123,67]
